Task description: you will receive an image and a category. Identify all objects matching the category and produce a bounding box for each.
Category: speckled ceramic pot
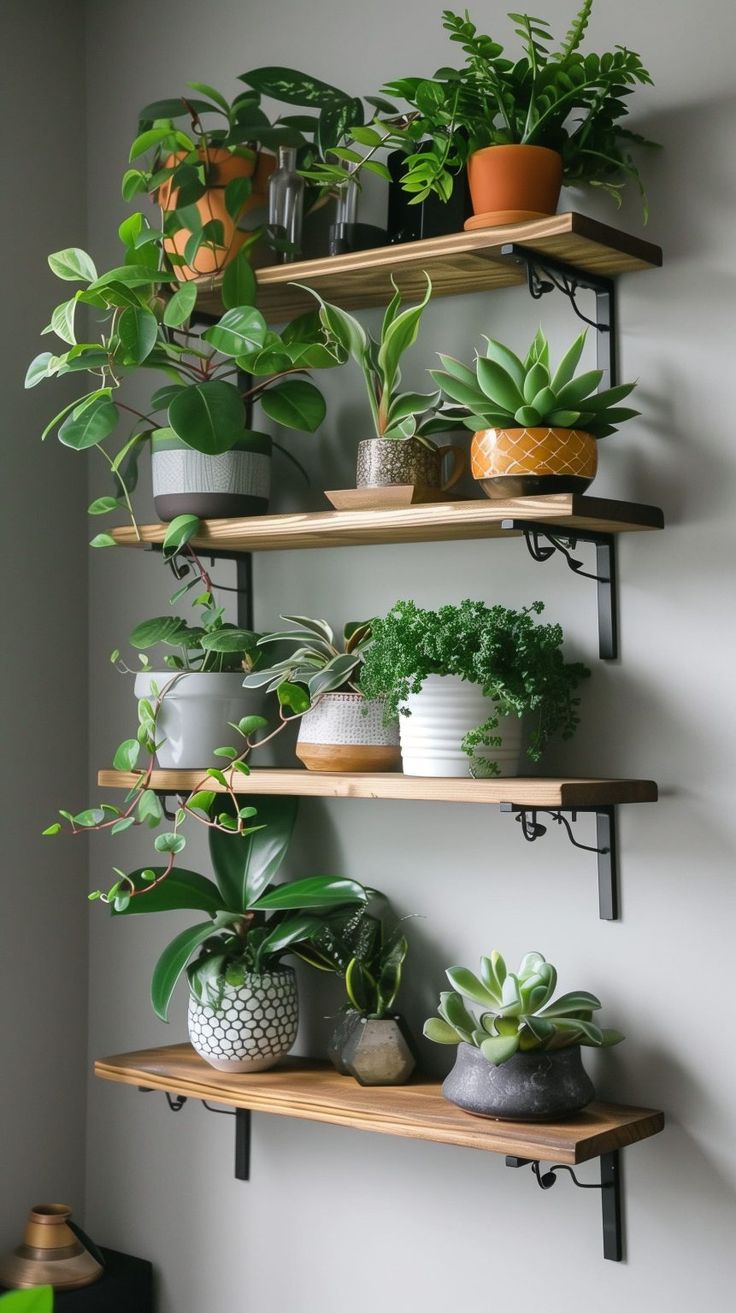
[296,692,400,772]
[356,438,465,490]
[152,430,272,521]
[188,968,298,1072]
[443,1042,595,1121]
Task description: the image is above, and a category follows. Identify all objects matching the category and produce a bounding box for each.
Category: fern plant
[431,327,638,437]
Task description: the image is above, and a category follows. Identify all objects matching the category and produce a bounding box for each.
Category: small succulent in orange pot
[431,328,638,499]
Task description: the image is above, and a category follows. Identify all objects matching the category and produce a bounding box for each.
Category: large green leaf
[221,250,257,310]
[48,247,97,282]
[151,922,218,1021]
[377,275,431,395]
[252,875,368,912]
[25,352,54,388]
[260,379,325,431]
[208,796,298,912]
[203,307,267,357]
[58,397,119,450]
[294,286,367,360]
[239,67,352,110]
[258,913,323,962]
[168,381,245,455]
[112,867,221,916]
[551,331,588,391]
[482,338,526,389]
[118,306,158,364]
[476,357,524,412]
[163,282,198,328]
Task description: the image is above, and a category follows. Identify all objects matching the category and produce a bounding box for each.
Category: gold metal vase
[0,1204,103,1291]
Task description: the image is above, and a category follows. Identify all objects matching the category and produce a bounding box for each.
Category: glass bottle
[267,146,304,263]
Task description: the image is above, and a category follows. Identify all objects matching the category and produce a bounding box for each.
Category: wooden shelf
[111,493,664,554]
[98,770,657,808]
[192,212,662,321]
[95,1044,664,1166]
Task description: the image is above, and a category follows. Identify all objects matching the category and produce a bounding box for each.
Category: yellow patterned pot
[470,427,598,499]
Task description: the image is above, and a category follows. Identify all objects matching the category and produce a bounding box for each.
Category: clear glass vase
[267,145,304,262]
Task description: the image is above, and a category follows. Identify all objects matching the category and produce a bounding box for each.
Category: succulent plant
[424,950,624,1065]
[430,328,638,439]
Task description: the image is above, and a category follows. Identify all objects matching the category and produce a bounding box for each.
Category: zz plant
[431,327,638,436]
[424,949,624,1064]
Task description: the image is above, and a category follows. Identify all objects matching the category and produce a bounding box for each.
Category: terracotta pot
[356,437,466,490]
[159,147,275,280]
[471,427,597,498]
[464,145,563,229]
[296,692,401,772]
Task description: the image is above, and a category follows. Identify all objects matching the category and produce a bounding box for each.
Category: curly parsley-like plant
[358,599,589,771]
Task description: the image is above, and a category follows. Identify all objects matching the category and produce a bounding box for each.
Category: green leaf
[168,381,245,455]
[88,496,120,515]
[48,247,98,282]
[0,1287,54,1313]
[74,808,105,827]
[114,867,221,916]
[277,681,311,714]
[240,66,352,111]
[163,282,198,327]
[203,306,267,357]
[476,358,524,412]
[293,285,367,359]
[259,913,324,962]
[118,306,158,364]
[209,796,298,911]
[480,1033,520,1065]
[252,874,368,912]
[58,397,119,450]
[222,250,257,310]
[151,921,216,1020]
[129,614,185,648]
[90,533,117,548]
[25,352,55,388]
[552,332,588,391]
[539,991,602,1017]
[445,966,499,1008]
[224,176,253,220]
[377,274,432,395]
[200,627,257,653]
[129,126,176,160]
[482,338,526,389]
[138,789,163,827]
[42,823,62,836]
[122,168,147,201]
[163,513,201,556]
[260,379,326,432]
[113,739,141,771]
[154,832,186,854]
[188,790,217,814]
[345,958,375,1012]
[423,1017,461,1044]
[111,817,136,835]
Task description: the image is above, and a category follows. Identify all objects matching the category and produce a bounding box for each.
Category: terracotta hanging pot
[0,1204,103,1291]
[158,147,276,280]
[464,144,563,229]
[470,426,597,498]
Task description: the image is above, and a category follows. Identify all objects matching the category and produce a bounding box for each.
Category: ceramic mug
[356,437,466,490]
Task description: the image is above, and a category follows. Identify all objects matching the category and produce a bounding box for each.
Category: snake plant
[424,950,624,1065]
[430,328,638,438]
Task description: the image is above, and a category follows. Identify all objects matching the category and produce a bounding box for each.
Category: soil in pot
[188,968,298,1072]
[337,1015,416,1086]
[470,426,598,499]
[464,144,563,229]
[443,1043,595,1121]
[159,147,276,279]
[133,671,262,769]
[296,693,401,772]
[152,429,272,521]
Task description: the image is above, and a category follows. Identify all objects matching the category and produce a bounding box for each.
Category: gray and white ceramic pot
[356,437,465,490]
[133,671,261,770]
[330,1013,416,1086]
[152,429,272,521]
[442,1042,595,1121]
[295,692,400,772]
[188,967,299,1072]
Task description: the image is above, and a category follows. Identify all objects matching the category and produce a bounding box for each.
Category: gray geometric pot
[188,967,298,1072]
[442,1042,595,1121]
[152,429,272,521]
[334,1013,416,1086]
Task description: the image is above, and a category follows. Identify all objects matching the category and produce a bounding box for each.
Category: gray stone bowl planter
[188,967,298,1072]
[442,1042,595,1121]
[152,430,272,521]
[328,1013,416,1086]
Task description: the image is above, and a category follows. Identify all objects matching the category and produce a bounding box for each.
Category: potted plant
[431,327,638,498]
[244,615,401,771]
[379,2,655,226]
[111,796,378,1070]
[359,599,589,777]
[424,949,623,1119]
[114,591,265,769]
[26,235,341,531]
[326,919,416,1086]
[299,276,466,502]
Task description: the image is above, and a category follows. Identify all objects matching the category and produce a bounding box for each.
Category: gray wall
[79,1,736,1309]
[0,1,89,1242]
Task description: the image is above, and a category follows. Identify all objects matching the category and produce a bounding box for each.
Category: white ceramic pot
[295,692,401,772]
[399,674,523,777]
[188,968,298,1072]
[134,671,260,769]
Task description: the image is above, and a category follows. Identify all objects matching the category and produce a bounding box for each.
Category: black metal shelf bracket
[500,803,619,920]
[499,244,618,390]
[506,1150,623,1261]
[500,519,618,660]
[137,1088,251,1180]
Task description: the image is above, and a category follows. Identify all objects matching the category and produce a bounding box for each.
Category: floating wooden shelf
[97,770,657,809]
[110,493,664,554]
[95,1044,664,1167]
[192,212,662,321]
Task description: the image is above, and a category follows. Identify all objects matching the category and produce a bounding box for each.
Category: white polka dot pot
[295,692,401,772]
[188,968,299,1072]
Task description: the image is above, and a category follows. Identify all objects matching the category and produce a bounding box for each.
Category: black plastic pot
[386,149,472,244]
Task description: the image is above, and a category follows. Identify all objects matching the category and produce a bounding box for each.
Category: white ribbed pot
[188,968,299,1072]
[296,692,401,772]
[134,671,260,769]
[399,674,523,777]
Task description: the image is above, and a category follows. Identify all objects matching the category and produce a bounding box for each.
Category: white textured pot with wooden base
[152,430,272,521]
[134,672,262,769]
[188,968,298,1072]
[296,692,401,772]
[399,674,523,777]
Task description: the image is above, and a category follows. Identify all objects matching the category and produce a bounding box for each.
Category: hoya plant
[424,949,624,1064]
[113,592,262,677]
[25,232,343,540]
[243,614,372,709]
[359,598,590,770]
[430,328,638,436]
[109,795,379,1020]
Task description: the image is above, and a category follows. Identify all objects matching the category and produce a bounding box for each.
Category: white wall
[81,2,736,1309]
[0,0,89,1242]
